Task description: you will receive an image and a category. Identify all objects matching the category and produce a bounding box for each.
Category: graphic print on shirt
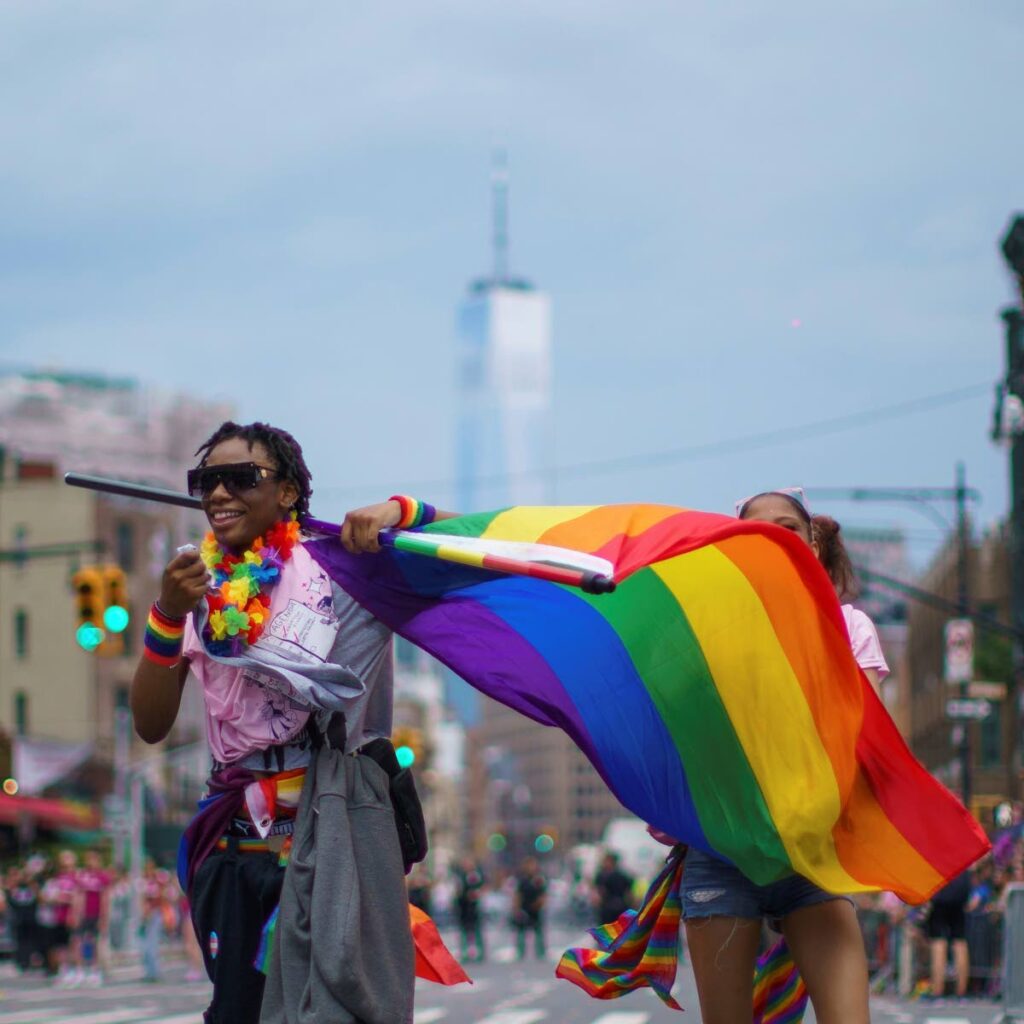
[258,566,340,664]
[242,568,343,724]
[255,684,306,742]
[259,599,340,663]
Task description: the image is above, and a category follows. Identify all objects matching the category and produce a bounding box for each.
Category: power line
[858,565,1022,640]
[317,380,993,498]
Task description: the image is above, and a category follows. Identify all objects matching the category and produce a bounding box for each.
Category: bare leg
[684,916,761,1024]
[782,899,869,1024]
[952,938,969,997]
[930,938,948,997]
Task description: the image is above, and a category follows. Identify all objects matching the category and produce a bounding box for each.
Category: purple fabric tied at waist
[177,766,260,895]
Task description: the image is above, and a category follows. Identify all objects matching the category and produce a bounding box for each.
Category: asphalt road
[0,924,1008,1024]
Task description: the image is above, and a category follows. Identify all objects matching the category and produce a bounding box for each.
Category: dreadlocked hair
[194,421,313,520]
[811,514,859,601]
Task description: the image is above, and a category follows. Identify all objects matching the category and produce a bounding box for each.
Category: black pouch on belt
[354,736,429,874]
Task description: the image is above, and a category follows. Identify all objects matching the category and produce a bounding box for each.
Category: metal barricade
[1002,883,1024,1020]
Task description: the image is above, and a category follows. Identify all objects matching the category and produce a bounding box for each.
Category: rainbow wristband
[389,495,436,529]
[144,603,186,667]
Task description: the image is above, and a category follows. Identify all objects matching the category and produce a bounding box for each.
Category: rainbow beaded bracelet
[389,495,437,530]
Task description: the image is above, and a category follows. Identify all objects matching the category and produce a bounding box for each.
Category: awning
[13,737,94,796]
[0,794,101,831]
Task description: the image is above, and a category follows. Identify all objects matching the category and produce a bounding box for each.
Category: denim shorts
[681,849,851,924]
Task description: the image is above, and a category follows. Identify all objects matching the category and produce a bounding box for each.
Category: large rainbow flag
[308,504,988,902]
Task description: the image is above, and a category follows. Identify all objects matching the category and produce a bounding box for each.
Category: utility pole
[807,481,981,798]
[955,462,972,807]
[997,215,1024,798]
[996,304,1024,796]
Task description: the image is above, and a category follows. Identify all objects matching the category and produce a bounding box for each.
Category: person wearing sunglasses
[130,420,452,1024]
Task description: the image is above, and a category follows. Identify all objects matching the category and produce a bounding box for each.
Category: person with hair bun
[812,514,889,693]
[671,488,888,1024]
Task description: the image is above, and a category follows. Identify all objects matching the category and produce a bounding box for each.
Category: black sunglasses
[187,462,280,499]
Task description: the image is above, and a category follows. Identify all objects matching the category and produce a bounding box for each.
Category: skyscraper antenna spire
[491,148,509,285]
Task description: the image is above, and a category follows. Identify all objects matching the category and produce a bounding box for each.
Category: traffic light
[72,567,105,651]
[102,565,130,633]
[98,565,128,656]
[391,726,424,769]
[534,833,555,854]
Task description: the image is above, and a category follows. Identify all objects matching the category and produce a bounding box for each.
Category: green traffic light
[103,605,130,633]
[75,623,105,651]
[395,745,416,769]
[534,833,555,853]
[486,833,507,852]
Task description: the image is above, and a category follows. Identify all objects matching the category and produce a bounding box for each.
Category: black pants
[515,916,545,960]
[13,920,37,970]
[190,839,285,1024]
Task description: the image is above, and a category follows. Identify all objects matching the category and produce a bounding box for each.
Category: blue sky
[2,2,1021,566]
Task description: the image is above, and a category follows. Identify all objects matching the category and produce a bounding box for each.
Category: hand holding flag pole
[64,473,616,595]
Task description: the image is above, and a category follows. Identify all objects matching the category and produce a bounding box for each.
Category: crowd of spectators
[857,807,1024,1001]
[0,848,202,985]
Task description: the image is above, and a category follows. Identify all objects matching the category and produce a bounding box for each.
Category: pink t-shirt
[46,872,78,927]
[842,604,889,681]
[76,868,110,919]
[183,543,341,764]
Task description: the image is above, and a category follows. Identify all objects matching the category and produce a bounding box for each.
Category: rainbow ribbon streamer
[556,850,685,1008]
[752,938,808,1024]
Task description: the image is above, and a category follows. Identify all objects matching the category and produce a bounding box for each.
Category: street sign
[944,619,974,683]
[969,681,1007,701]
[946,697,992,721]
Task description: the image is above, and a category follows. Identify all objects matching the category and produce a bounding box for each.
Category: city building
[454,159,627,860]
[455,156,552,513]
[392,638,467,871]
[0,368,232,491]
[0,369,232,849]
[905,520,1014,816]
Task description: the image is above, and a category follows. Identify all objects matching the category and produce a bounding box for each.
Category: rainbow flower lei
[200,514,301,656]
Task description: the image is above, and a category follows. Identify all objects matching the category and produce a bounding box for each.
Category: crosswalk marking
[49,1009,158,1024]
[0,1009,59,1024]
[474,1013,547,1024]
[134,1015,212,1024]
[924,1019,971,1024]
[590,1014,650,1024]
[0,1005,209,1024]
[2,988,74,1003]
[413,1010,446,1024]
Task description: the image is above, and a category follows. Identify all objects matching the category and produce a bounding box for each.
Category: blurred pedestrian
[407,866,433,916]
[513,857,547,961]
[966,860,1000,995]
[71,849,110,987]
[926,869,971,999]
[140,859,170,983]
[593,851,633,925]
[106,868,132,961]
[5,866,40,973]
[453,858,487,962]
[42,850,78,985]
